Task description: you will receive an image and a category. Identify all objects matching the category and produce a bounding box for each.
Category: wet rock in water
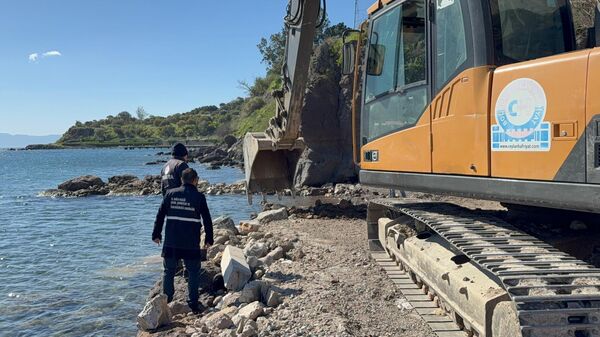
[213,216,239,235]
[108,174,138,185]
[255,208,288,224]
[145,160,167,165]
[221,246,252,291]
[137,294,172,331]
[58,175,105,191]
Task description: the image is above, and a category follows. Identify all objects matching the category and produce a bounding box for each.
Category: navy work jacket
[152,184,213,259]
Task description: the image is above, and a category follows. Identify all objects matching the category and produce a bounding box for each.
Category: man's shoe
[188,301,200,313]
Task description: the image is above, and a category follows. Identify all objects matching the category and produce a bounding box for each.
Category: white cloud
[28,50,62,62]
[42,50,61,57]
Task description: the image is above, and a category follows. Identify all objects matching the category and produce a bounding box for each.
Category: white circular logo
[495,78,547,139]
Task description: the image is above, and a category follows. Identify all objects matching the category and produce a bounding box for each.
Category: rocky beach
[135,202,436,337]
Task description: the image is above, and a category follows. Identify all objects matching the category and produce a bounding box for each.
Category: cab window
[363,0,427,143]
[435,0,468,92]
[491,0,575,65]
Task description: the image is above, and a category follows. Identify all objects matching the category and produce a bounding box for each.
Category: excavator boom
[243,0,322,200]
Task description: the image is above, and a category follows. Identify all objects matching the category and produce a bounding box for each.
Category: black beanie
[172,143,188,157]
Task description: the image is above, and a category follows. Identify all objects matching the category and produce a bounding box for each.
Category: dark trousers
[163,257,201,306]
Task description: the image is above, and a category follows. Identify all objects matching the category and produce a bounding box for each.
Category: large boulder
[293,41,357,187]
[137,294,172,331]
[221,246,252,291]
[58,175,105,191]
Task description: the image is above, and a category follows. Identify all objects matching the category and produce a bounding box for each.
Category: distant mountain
[0,133,61,148]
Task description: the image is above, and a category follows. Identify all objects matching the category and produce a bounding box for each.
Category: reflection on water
[0,149,260,337]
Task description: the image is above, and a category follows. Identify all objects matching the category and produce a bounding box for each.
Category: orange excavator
[244,0,600,336]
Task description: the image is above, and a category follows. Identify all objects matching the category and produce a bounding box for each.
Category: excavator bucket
[243,0,321,200]
[243,132,303,200]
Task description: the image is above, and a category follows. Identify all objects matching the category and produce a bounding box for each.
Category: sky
[0,0,372,136]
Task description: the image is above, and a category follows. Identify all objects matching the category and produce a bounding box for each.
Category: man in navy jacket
[152,168,213,311]
[160,143,190,196]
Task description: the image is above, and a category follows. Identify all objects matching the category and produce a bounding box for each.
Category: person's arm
[198,194,213,246]
[152,194,171,244]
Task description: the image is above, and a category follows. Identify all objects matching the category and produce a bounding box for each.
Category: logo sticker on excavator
[492,78,551,152]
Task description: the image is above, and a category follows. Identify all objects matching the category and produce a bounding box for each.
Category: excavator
[244,0,600,336]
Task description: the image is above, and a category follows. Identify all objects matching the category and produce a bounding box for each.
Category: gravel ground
[257,218,435,337]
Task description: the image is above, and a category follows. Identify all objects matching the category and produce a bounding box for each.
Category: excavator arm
[243,0,324,201]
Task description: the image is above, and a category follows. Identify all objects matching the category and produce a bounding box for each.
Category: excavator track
[369,199,600,337]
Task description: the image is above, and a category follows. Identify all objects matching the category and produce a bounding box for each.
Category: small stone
[248,232,264,240]
[212,296,223,307]
[246,255,261,270]
[290,248,305,261]
[204,312,234,330]
[217,292,241,309]
[253,269,264,279]
[266,246,284,260]
[239,280,263,303]
[239,220,260,235]
[168,301,191,315]
[256,317,269,330]
[214,235,228,245]
[255,208,288,224]
[265,289,282,307]
[208,244,226,259]
[240,319,258,337]
[235,301,264,321]
[258,254,274,267]
[186,326,198,335]
[244,241,268,258]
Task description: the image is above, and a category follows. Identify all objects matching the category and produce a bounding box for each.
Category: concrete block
[221,246,252,291]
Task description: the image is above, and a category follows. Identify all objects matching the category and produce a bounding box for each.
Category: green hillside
[57,21,348,147]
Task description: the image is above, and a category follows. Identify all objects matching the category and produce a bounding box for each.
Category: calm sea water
[0,148,261,337]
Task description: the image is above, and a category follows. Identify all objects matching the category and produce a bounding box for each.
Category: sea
[0,148,261,337]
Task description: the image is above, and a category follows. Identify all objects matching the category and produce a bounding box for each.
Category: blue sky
[0,1,371,136]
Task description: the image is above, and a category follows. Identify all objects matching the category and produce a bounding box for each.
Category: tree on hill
[257,17,350,73]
